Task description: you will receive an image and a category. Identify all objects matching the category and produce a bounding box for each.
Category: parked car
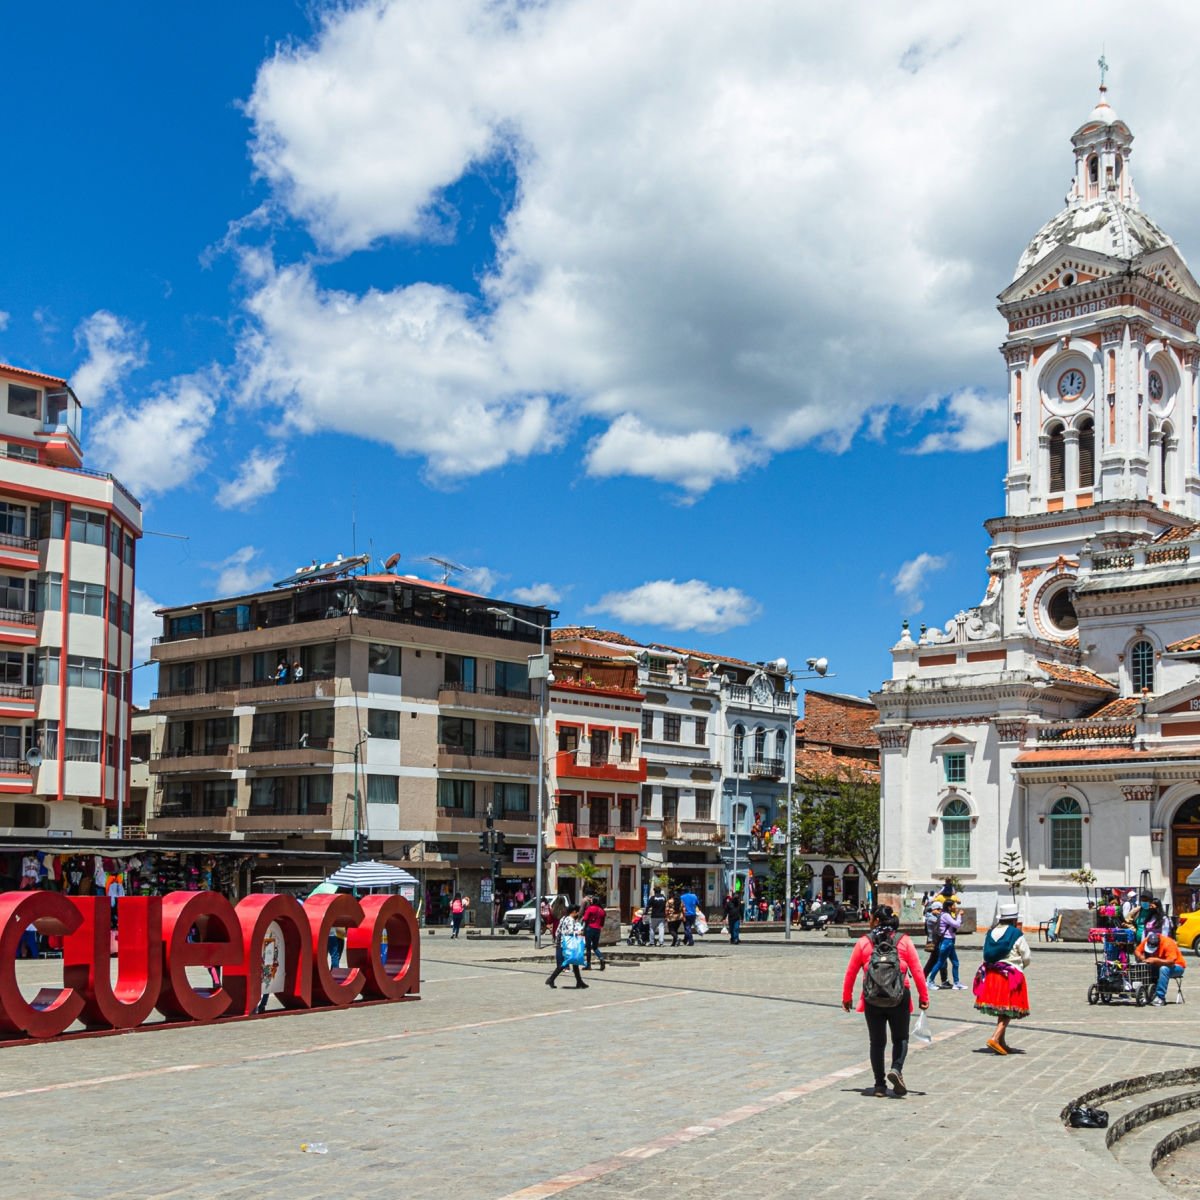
[502,895,570,935]
[799,902,840,931]
[1174,909,1200,955]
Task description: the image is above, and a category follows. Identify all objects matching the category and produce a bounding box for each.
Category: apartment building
[549,628,795,913]
[0,362,142,838]
[148,568,551,917]
[546,640,647,919]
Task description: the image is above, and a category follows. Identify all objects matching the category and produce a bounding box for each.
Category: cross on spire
[1098,52,1109,92]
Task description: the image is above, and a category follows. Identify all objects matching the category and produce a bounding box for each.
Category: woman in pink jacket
[842,905,930,1098]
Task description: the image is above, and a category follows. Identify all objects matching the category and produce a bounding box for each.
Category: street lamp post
[487,607,550,948]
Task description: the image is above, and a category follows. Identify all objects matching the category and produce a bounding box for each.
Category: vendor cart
[1086,926,1152,1006]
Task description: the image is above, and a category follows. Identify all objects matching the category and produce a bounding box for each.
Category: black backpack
[862,929,906,1007]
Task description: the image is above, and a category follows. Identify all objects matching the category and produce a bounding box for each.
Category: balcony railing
[747,756,785,778]
[1034,718,1136,745]
[437,743,537,761]
[0,758,31,776]
[242,738,332,754]
[159,744,237,759]
[155,606,543,645]
[662,819,728,845]
[0,607,35,626]
[438,682,533,701]
[0,532,37,551]
[0,683,34,700]
[152,802,234,820]
[563,747,639,769]
[245,801,331,817]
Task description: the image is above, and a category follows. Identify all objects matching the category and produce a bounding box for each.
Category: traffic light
[494,831,506,855]
[478,831,490,853]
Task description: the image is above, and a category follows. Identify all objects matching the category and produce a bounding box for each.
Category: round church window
[1046,587,1078,633]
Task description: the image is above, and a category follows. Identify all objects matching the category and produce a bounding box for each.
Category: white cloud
[88,371,218,497]
[236,259,558,481]
[892,553,949,614]
[509,582,562,606]
[0,311,9,331]
[585,416,762,496]
[239,3,1183,490]
[132,587,162,668]
[589,579,762,634]
[460,564,502,595]
[215,446,286,509]
[214,545,274,597]
[72,311,146,405]
[913,389,1006,454]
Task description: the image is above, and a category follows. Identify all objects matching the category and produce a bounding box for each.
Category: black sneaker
[872,1086,887,1098]
[887,1069,907,1097]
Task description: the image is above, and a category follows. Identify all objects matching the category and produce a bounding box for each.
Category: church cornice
[984,499,1188,539]
[999,274,1200,338]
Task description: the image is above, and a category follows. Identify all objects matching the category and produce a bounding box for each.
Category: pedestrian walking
[449,892,467,938]
[842,904,929,1097]
[680,885,700,946]
[580,895,607,970]
[546,903,588,989]
[647,886,667,946]
[927,898,965,989]
[666,893,682,946]
[922,899,950,988]
[974,902,1031,1053]
[723,890,744,944]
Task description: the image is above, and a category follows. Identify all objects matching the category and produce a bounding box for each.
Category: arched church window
[1078,418,1095,489]
[942,799,971,869]
[1048,424,1066,493]
[1131,640,1155,694]
[1049,797,1083,870]
[1088,156,1099,185]
[1162,421,1173,496]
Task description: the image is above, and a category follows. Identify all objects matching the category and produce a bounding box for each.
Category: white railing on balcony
[566,747,639,769]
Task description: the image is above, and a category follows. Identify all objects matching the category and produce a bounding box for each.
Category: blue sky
[3,3,1196,705]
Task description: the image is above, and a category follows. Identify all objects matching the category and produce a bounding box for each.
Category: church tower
[999,84,1200,525]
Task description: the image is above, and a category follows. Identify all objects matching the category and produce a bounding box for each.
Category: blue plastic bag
[562,934,586,966]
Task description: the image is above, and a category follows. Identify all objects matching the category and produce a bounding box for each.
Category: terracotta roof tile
[1062,632,1079,648]
[1154,522,1199,544]
[1015,745,1200,765]
[1036,661,1116,690]
[1088,697,1139,718]
[1167,633,1200,654]
[650,642,762,671]
[551,627,644,648]
[0,362,67,387]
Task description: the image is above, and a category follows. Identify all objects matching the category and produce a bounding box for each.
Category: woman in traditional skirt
[974,902,1031,1055]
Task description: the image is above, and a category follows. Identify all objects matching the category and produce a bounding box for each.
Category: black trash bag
[1067,1104,1109,1129]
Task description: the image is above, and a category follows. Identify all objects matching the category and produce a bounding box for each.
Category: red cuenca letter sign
[0,890,420,1042]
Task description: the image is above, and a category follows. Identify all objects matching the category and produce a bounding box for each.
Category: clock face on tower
[1149,370,1164,401]
[1058,369,1085,400]
[752,677,772,705]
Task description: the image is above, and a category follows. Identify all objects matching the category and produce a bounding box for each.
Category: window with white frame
[1049,797,1083,869]
[941,798,971,868]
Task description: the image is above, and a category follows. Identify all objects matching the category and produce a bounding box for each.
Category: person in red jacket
[842,904,930,1098]
[580,896,607,971]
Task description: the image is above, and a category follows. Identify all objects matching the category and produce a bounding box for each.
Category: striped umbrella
[324,860,420,890]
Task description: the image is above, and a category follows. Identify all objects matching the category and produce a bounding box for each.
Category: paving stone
[0,936,1195,1197]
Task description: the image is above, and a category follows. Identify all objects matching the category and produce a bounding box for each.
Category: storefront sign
[512,847,535,864]
[0,890,420,1042]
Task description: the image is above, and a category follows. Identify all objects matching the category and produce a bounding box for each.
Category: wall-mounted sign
[513,847,535,864]
[0,890,420,1042]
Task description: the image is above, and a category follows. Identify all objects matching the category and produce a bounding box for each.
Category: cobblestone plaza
[1,934,1195,1198]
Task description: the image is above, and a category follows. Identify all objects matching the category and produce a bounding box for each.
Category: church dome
[1014,198,1174,280]
[1012,88,1179,281]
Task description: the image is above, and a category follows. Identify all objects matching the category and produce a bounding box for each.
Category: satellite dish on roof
[384,552,401,570]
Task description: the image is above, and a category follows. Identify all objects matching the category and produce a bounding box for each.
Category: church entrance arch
[1170,795,1200,916]
[820,865,836,902]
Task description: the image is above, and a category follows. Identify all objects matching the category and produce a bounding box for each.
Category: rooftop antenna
[417,555,469,584]
[351,487,357,556]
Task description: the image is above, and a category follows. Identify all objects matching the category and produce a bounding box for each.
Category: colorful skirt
[973,964,1030,1019]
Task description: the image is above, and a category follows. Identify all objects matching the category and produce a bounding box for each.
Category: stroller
[627,907,651,946]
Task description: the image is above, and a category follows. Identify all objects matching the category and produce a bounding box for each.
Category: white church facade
[874,86,1200,931]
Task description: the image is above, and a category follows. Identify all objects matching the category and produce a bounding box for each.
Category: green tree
[999,849,1026,901]
[794,765,881,900]
[562,860,606,900]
